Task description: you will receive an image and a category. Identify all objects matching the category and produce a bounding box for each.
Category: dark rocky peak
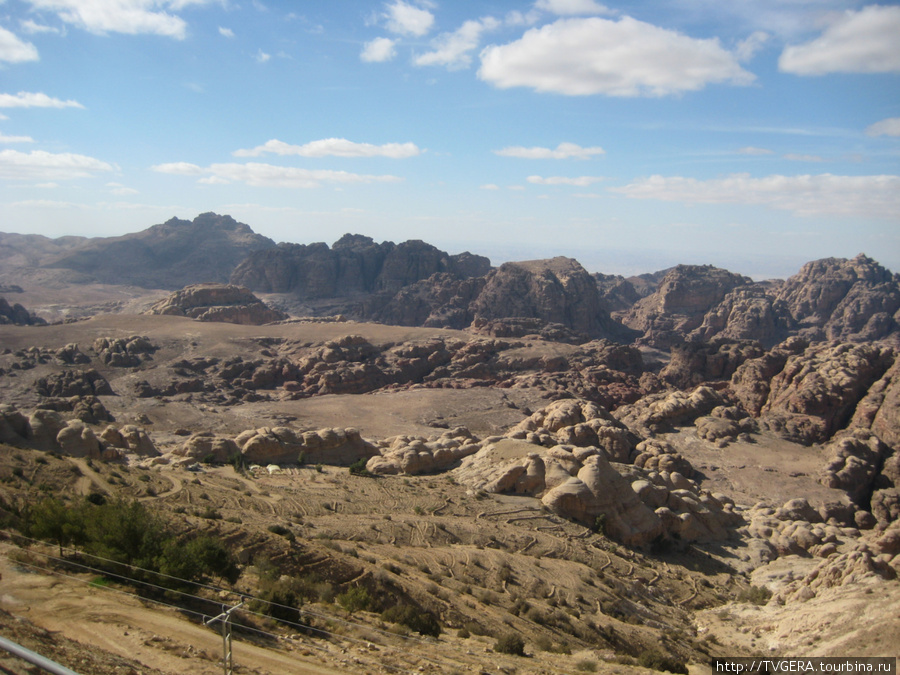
[42,212,276,289]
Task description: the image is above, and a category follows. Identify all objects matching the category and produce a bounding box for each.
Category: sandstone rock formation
[34,369,114,398]
[621,265,751,348]
[689,285,793,347]
[774,254,900,343]
[367,427,483,475]
[92,335,157,366]
[541,455,664,547]
[469,257,634,342]
[147,284,288,325]
[735,342,895,444]
[613,386,724,437]
[233,426,377,466]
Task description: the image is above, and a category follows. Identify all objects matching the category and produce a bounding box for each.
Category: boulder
[56,420,101,458]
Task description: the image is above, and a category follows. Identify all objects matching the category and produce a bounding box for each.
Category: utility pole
[204,600,244,675]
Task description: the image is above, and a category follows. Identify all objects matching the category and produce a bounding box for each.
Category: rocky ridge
[147,283,288,325]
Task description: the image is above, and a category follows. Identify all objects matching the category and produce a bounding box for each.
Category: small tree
[25,497,85,556]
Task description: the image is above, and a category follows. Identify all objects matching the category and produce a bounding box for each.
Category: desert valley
[1,212,899,675]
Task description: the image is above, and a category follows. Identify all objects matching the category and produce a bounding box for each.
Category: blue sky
[1,0,899,277]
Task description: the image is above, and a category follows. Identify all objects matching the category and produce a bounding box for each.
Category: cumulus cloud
[613,173,900,220]
[24,0,191,39]
[494,142,604,159]
[779,5,900,75]
[361,37,397,63]
[0,26,39,63]
[415,17,500,69]
[534,0,612,16]
[218,26,234,38]
[527,174,604,186]
[152,161,403,188]
[383,1,434,37]
[480,183,500,190]
[866,117,900,137]
[233,138,421,159]
[0,149,113,180]
[478,16,755,96]
[255,49,271,63]
[0,133,35,143]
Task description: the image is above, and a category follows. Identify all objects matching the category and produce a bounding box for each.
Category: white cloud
[106,182,139,195]
[0,91,84,109]
[478,17,755,97]
[218,26,234,38]
[361,37,396,63]
[234,138,421,159]
[779,5,900,75]
[783,153,826,162]
[255,49,271,63]
[0,149,113,180]
[866,117,900,137]
[480,183,500,190]
[152,161,403,188]
[0,26,39,63]
[415,17,500,69]
[534,0,612,16]
[735,31,769,62]
[20,19,62,34]
[0,133,35,143]
[24,0,189,39]
[738,146,774,155]
[613,173,900,220]
[384,1,434,37]
[494,142,604,159]
[527,175,604,186]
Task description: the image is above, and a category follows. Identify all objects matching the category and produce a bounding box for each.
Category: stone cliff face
[230,235,490,298]
[43,213,276,289]
[0,297,45,326]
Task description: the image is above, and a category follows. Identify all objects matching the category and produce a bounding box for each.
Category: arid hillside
[0,217,898,673]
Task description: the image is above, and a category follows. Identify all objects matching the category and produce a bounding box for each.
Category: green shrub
[576,659,598,672]
[381,604,441,637]
[493,632,525,656]
[348,458,372,477]
[637,648,688,674]
[337,586,376,614]
[737,585,772,605]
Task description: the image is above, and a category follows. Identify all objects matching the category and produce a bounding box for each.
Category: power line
[2,529,441,648]
[0,544,453,671]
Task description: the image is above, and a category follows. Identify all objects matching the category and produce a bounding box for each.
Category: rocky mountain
[39,213,276,289]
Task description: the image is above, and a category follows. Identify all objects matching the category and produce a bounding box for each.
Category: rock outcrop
[147,284,288,325]
[234,426,377,466]
[732,342,895,444]
[367,427,483,475]
[621,265,751,348]
[470,258,634,342]
[774,254,900,343]
[0,297,46,325]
